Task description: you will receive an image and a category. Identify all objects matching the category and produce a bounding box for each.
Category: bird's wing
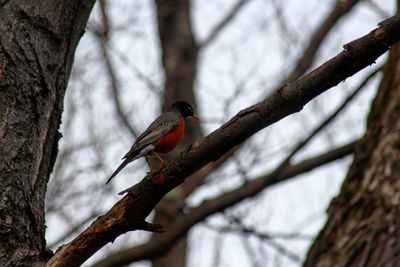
[122,112,180,160]
[106,112,180,184]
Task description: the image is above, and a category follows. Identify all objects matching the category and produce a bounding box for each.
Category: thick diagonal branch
[45,15,400,267]
[177,0,364,201]
[92,140,356,267]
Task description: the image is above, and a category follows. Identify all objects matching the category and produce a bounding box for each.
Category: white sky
[45,1,396,266]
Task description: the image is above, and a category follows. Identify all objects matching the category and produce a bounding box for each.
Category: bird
[106,101,199,184]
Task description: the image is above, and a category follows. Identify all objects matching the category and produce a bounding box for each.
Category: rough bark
[45,15,400,267]
[303,42,400,266]
[0,1,95,266]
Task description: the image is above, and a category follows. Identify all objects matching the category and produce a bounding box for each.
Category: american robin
[106,101,199,184]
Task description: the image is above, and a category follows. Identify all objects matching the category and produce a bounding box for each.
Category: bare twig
[48,212,101,248]
[276,65,382,171]
[225,215,302,263]
[284,0,362,83]
[46,16,400,266]
[93,2,138,138]
[205,221,313,241]
[200,0,254,49]
[92,140,356,267]
[108,46,160,93]
[366,0,391,18]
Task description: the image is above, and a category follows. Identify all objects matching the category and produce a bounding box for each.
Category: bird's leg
[153,151,166,165]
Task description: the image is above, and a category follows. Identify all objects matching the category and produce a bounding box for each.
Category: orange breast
[154,118,185,153]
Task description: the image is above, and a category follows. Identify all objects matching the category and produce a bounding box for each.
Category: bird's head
[170,101,200,120]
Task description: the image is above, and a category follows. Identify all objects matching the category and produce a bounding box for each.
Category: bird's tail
[106,147,146,184]
[106,159,130,184]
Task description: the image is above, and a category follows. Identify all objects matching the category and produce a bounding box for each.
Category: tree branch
[149,0,352,216]
[277,65,382,170]
[45,15,400,267]
[94,1,138,138]
[285,0,362,83]
[181,64,381,205]
[48,212,101,249]
[92,139,357,267]
[200,0,253,49]
[179,0,365,199]
[223,215,302,263]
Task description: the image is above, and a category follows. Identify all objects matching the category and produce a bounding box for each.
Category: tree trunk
[0,1,94,266]
[304,42,400,266]
[151,1,201,266]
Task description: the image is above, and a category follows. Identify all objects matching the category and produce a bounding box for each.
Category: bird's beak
[191,114,200,121]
